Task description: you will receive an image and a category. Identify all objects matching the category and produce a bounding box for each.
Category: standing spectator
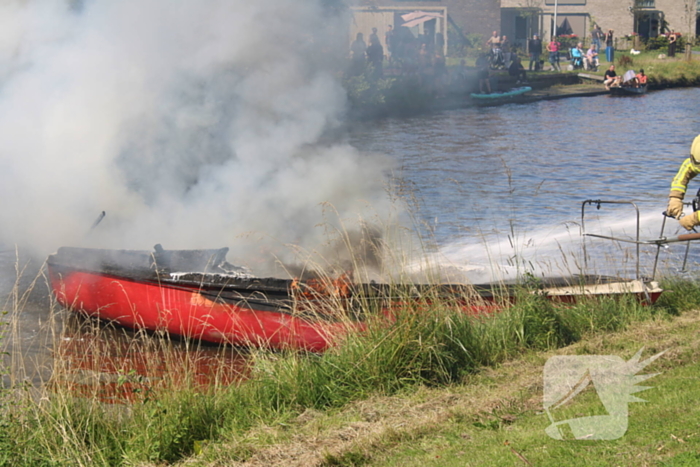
[366,35,384,78]
[385,25,394,61]
[369,27,379,47]
[486,31,503,68]
[528,34,543,71]
[605,29,614,63]
[350,33,367,76]
[433,51,447,97]
[668,31,678,57]
[508,54,527,83]
[547,37,561,71]
[486,31,501,52]
[501,35,512,67]
[418,43,430,69]
[435,32,445,55]
[451,59,468,91]
[475,53,491,94]
[591,24,603,51]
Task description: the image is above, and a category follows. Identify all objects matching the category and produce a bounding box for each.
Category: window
[635,0,655,8]
[545,0,585,4]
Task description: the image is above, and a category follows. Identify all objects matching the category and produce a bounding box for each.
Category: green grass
[584,50,700,86]
[362,311,700,467]
[1,277,699,466]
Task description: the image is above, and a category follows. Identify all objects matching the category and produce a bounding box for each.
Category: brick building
[500,0,697,49]
[349,0,501,55]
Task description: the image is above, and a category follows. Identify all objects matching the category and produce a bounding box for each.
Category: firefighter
[667,135,700,230]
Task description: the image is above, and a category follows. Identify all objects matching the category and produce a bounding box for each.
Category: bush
[645,35,668,51]
[342,68,395,109]
[645,35,685,51]
[618,55,634,67]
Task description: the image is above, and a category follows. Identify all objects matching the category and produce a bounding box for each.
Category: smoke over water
[0,0,394,275]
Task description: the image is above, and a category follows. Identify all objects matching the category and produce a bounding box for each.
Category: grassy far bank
[590,50,700,87]
[347,49,699,113]
[2,276,700,466]
[473,49,700,87]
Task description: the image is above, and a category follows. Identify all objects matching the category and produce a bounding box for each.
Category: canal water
[349,87,700,282]
[3,87,700,392]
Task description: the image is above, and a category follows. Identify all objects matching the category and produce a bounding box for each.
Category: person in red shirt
[635,69,647,86]
[547,38,561,71]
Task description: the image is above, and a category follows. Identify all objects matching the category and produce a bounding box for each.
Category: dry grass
[213,309,700,467]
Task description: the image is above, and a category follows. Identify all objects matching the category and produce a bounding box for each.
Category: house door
[635,11,662,38]
[515,16,527,42]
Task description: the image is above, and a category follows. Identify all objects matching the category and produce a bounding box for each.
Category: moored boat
[470,86,532,100]
[47,244,662,352]
[609,84,647,96]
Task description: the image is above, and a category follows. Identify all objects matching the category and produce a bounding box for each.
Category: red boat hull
[49,269,358,352]
[46,247,663,352]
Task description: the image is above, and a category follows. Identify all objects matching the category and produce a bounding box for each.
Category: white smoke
[0,0,395,274]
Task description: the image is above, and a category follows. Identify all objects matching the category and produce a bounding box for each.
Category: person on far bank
[508,54,527,84]
[591,24,603,50]
[350,32,367,75]
[604,29,614,63]
[475,53,491,93]
[668,31,678,58]
[603,64,619,90]
[366,35,384,78]
[584,44,599,70]
[635,69,647,87]
[501,35,512,67]
[547,38,561,71]
[385,25,394,61]
[486,31,501,51]
[666,135,700,230]
[528,34,542,71]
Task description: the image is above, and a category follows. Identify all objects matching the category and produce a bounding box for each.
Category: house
[500,0,697,49]
[349,0,501,55]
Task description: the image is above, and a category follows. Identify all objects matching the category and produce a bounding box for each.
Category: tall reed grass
[1,266,697,466]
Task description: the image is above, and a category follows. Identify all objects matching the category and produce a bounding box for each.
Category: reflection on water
[52,315,249,403]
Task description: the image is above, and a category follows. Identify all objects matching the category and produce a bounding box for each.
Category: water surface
[4,87,700,389]
[349,88,700,280]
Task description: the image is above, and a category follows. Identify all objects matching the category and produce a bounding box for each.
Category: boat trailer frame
[581,199,700,281]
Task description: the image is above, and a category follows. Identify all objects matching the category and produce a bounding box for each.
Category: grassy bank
[279,307,700,467]
[2,275,700,466]
[345,50,699,116]
[597,50,700,88]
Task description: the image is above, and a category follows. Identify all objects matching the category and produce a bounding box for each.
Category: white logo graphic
[543,348,664,440]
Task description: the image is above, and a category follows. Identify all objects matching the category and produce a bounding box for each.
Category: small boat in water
[47,241,662,352]
[470,86,532,100]
[609,84,647,96]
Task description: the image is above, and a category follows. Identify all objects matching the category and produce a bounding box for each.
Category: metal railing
[582,199,700,280]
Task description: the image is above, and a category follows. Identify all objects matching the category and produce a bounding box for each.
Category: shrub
[342,69,395,109]
[618,55,634,67]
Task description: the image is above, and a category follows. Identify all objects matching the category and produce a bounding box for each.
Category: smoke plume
[0,0,394,275]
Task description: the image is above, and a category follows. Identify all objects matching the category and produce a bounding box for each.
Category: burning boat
[47,248,662,352]
[48,198,685,351]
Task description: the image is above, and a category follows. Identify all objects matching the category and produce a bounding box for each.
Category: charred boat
[47,244,662,352]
